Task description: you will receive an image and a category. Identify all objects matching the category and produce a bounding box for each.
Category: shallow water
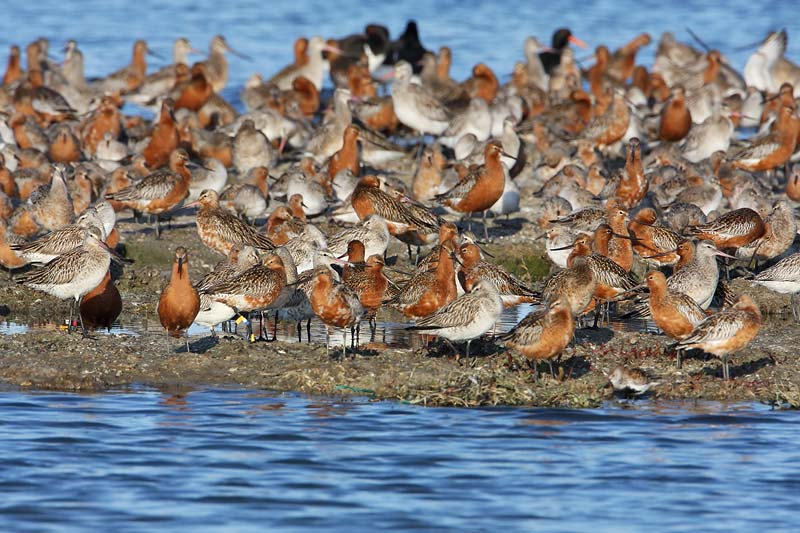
[1,387,799,531]
[0,301,654,349]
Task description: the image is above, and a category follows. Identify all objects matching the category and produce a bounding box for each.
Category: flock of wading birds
[2,21,800,385]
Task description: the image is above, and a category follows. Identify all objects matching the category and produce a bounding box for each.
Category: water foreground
[1,387,799,531]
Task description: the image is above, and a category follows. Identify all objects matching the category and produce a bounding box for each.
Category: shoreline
[3,215,799,410]
[1,312,797,409]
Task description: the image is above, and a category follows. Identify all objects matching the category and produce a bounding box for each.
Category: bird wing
[107,170,179,201]
[733,136,781,162]
[497,308,546,344]
[389,271,436,305]
[678,311,745,346]
[413,292,483,329]
[590,255,637,291]
[672,291,708,326]
[408,84,451,122]
[436,168,480,203]
[16,247,87,286]
[651,226,683,251]
[760,30,787,65]
[477,262,539,298]
[11,225,83,256]
[207,265,272,296]
[754,253,800,281]
[369,189,439,230]
[212,211,275,250]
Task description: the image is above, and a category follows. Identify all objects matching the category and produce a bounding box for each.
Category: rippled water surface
[1,388,799,531]
[3,1,800,530]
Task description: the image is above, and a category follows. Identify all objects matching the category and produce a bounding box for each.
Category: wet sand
[2,216,799,409]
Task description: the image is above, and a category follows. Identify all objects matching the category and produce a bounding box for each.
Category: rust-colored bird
[351,175,439,238]
[659,85,692,142]
[684,207,766,250]
[628,208,682,267]
[343,254,392,341]
[583,88,630,147]
[673,295,762,380]
[733,105,800,172]
[80,96,123,156]
[643,270,706,344]
[328,124,360,180]
[435,141,510,238]
[603,205,635,272]
[105,149,194,238]
[2,45,22,86]
[614,137,647,209]
[458,242,539,307]
[143,98,179,169]
[388,240,458,318]
[499,297,575,380]
[173,63,214,112]
[158,247,200,352]
[80,272,122,331]
[310,266,365,356]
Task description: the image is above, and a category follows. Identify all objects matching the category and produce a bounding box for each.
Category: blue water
[0,388,798,531]
[3,1,800,530]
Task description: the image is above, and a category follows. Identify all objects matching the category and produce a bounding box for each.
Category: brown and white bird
[189,189,275,257]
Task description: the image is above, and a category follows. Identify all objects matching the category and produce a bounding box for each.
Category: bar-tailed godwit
[408,279,502,359]
[16,227,113,334]
[499,297,575,379]
[673,295,762,381]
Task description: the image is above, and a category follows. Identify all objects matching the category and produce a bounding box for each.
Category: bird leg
[438,338,459,360]
[67,299,76,333]
[415,133,425,162]
[342,328,347,358]
[528,359,538,382]
[257,311,265,341]
[296,321,302,343]
[154,216,162,239]
[482,210,489,240]
[592,306,601,329]
[548,359,555,378]
[77,296,88,337]
[465,339,471,359]
[676,349,682,369]
[306,319,312,342]
[325,326,330,357]
[369,317,377,342]
[271,311,279,341]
